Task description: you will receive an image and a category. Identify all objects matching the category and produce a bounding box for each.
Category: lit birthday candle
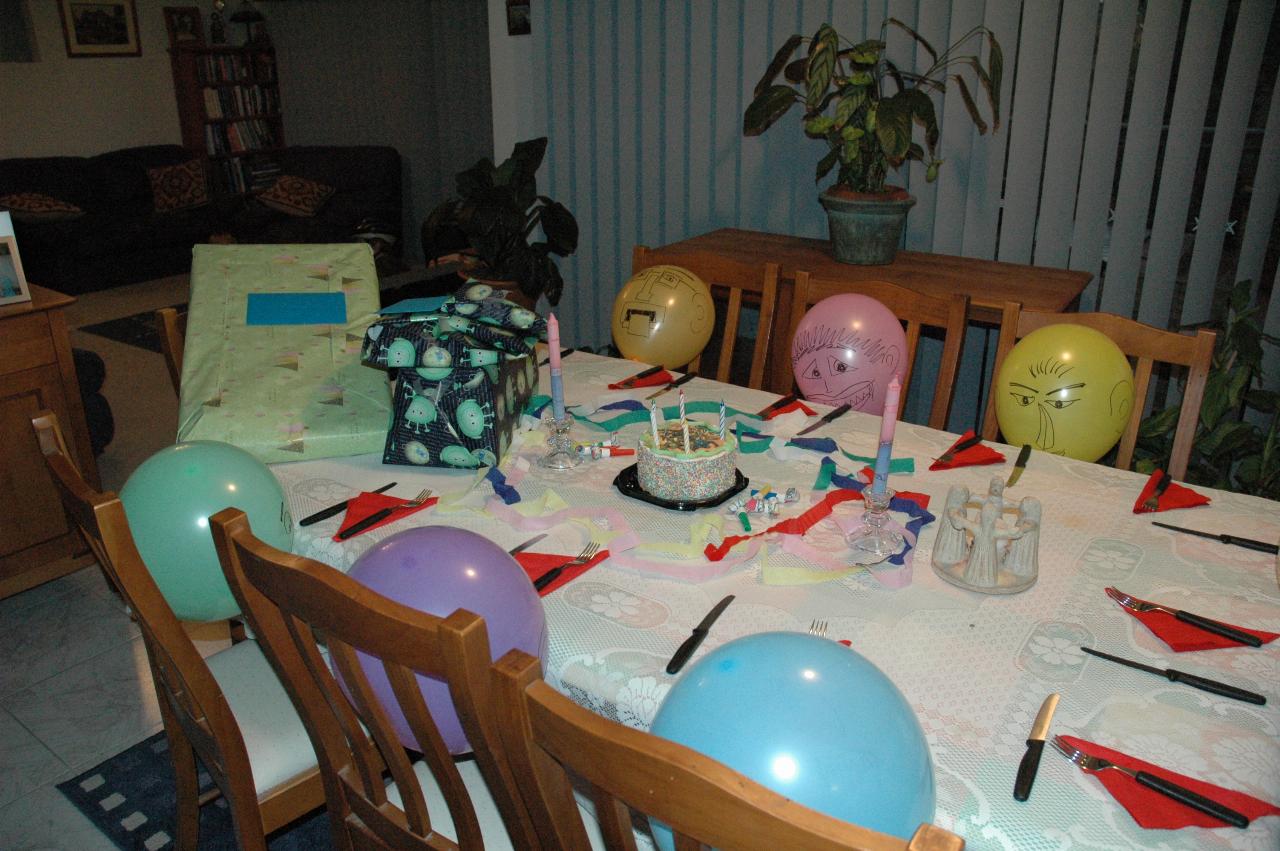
[649,400,660,443]
[719,399,726,439]
[871,376,901,496]
[548,313,566,421]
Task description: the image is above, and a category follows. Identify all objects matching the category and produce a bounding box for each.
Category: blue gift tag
[246,292,347,326]
[379,296,450,315]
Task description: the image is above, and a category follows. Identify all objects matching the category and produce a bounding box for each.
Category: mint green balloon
[120,442,293,621]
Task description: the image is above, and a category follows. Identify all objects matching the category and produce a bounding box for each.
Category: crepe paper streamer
[841,448,915,475]
[246,292,347,325]
[813,457,837,490]
[600,400,647,412]
[735,422,775,454]
[484,466,521,504]
[787,436,838,453]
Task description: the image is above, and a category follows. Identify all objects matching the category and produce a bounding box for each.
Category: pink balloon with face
[791,294,906,410]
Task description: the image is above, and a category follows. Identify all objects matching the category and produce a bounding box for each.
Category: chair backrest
[980,303,1217,480]
[155,307,186,394]
[30,411,278,851]
[787,271,969,430]
[632,245,780,390]
[208,508,539,850]
[492,650,963,851]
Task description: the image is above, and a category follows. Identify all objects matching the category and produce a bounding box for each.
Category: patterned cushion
[257,175,335,217]
[147,160,209,213]
[0,192,84,222]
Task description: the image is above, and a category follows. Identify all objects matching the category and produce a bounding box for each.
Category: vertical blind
[513,0,1279,400]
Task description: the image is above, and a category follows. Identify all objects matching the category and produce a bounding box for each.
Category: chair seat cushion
[205,639,319,796]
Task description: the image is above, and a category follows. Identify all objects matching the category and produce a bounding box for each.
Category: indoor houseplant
[744,20,1002,264]
[421,137,578,306]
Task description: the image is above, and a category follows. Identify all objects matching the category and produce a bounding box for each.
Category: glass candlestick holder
[538,411,581,469]
[847,487,904,560]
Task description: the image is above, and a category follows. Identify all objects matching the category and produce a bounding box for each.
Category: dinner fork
[337,488,433,541]
[533,542,602,591]
[808,619,828,638]
[1050,736,1249,828]
[1104,587,1262,647]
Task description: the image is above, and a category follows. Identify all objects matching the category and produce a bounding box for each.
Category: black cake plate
[613,464,749,511]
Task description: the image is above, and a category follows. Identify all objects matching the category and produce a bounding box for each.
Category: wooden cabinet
[0,286,100,598]
[170,43,285,194]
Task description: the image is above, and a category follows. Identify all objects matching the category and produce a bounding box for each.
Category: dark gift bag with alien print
[383,356,538,468]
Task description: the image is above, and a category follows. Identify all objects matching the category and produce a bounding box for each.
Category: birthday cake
[638,421,738,502]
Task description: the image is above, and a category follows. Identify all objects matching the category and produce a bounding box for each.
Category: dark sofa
[0,144,402,294]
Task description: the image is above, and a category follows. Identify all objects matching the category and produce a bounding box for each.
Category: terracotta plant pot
[818,186,916,265]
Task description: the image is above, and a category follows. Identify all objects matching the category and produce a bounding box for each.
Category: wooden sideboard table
[0,285,101,598]
[645,228,1093,392]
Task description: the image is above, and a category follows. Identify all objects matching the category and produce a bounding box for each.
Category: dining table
[270,350,1279,850]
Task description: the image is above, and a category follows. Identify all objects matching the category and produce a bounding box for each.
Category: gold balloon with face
[611,265,714,368]
[994,324,1134,462]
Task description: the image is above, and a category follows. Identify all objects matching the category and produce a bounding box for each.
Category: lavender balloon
[344,526,547,754]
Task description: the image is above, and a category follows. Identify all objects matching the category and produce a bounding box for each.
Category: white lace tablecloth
[271,352,1279,850]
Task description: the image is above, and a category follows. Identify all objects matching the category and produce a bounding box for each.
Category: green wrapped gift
[176,244,391,463]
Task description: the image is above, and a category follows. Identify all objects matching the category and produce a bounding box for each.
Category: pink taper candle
[547,313,566,420]
[871,376,901,496]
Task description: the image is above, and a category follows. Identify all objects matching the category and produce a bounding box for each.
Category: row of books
[204,119,276,155]
[196,53,277,84]
[202,85,279,119]
[210,156,281,195]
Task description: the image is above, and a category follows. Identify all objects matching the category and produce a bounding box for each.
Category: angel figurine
[1005,497,1042,578]
[932,485,971,567]
[952,501,1026,587]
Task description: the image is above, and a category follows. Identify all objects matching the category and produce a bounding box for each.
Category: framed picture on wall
[163,6,204,48]
[58,0,141,58]
[0,214,31,306]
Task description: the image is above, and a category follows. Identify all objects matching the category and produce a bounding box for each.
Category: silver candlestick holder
[538,411,580,469]
[846,487,904,560]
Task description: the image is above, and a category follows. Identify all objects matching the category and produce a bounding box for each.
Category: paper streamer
[484,466,521,504]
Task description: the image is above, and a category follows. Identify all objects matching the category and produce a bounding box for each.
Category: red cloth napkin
[515,549,610,595]
[1113,603,1279,652]
[608,369,674,390]
[333,491,439,541]
[764,399,817,420]
[929,430,1006,471]
[1133,469,1211,513]
[1057,735,1280,829]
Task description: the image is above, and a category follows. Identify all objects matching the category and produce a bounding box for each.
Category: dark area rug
[79,305,187,354]
[57,731,331,850]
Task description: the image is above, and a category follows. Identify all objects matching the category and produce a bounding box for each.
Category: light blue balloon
[120,441,294,621]
[650,632,934,844]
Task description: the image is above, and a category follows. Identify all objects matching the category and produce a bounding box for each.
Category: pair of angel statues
[932,477,1042,594]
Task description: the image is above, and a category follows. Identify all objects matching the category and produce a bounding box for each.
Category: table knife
[507,533,548,555]
[1013,693,1059,801]
[298,482,396,527]
[644,372,696,400]
[936,433,983,465]
[538,347,574,367]
[666,595,734,675]
[1080,647,1265,705]
[755,393,799,417]
[1005,444,1031,487]
[1151,521,1279,554]
[795,403,852,437]
[612,364,664,388]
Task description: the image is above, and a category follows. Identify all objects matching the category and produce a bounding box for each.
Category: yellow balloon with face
[611,265,714,368]
[994,324,1134,462]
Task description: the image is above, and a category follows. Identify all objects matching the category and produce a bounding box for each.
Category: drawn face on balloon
[994,324,1134,462]
[610,265,713,368]
[791,322,902,409]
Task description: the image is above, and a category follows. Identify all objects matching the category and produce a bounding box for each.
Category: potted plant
[744,20,1002,264]
[421,137,578,306]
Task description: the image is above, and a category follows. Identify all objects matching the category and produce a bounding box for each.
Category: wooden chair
[786,271,970,430]
[155,307,186,394]
[980,303,1216,480]
[632,245,779,390]
[30,411,325,851]
[208,507,541,850]
[493,649,963,851]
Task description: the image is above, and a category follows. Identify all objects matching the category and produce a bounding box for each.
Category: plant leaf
[834,89,865,127]
[906,88,940,154]
[987,32,1003,130]
[875,92,912,161]
[537,200,578,256]
[805,115,836,136]
[885,17,938,64]
[784,57,807,83]
[744,85,800,135]
[883,59,906,94]
[755,34,804,97]
[950,75,989,135]
[805,25,839,110]
[844,39,885,65]
[816,147,840,182]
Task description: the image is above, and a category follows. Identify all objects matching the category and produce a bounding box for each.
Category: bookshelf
[170,43,285,195]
